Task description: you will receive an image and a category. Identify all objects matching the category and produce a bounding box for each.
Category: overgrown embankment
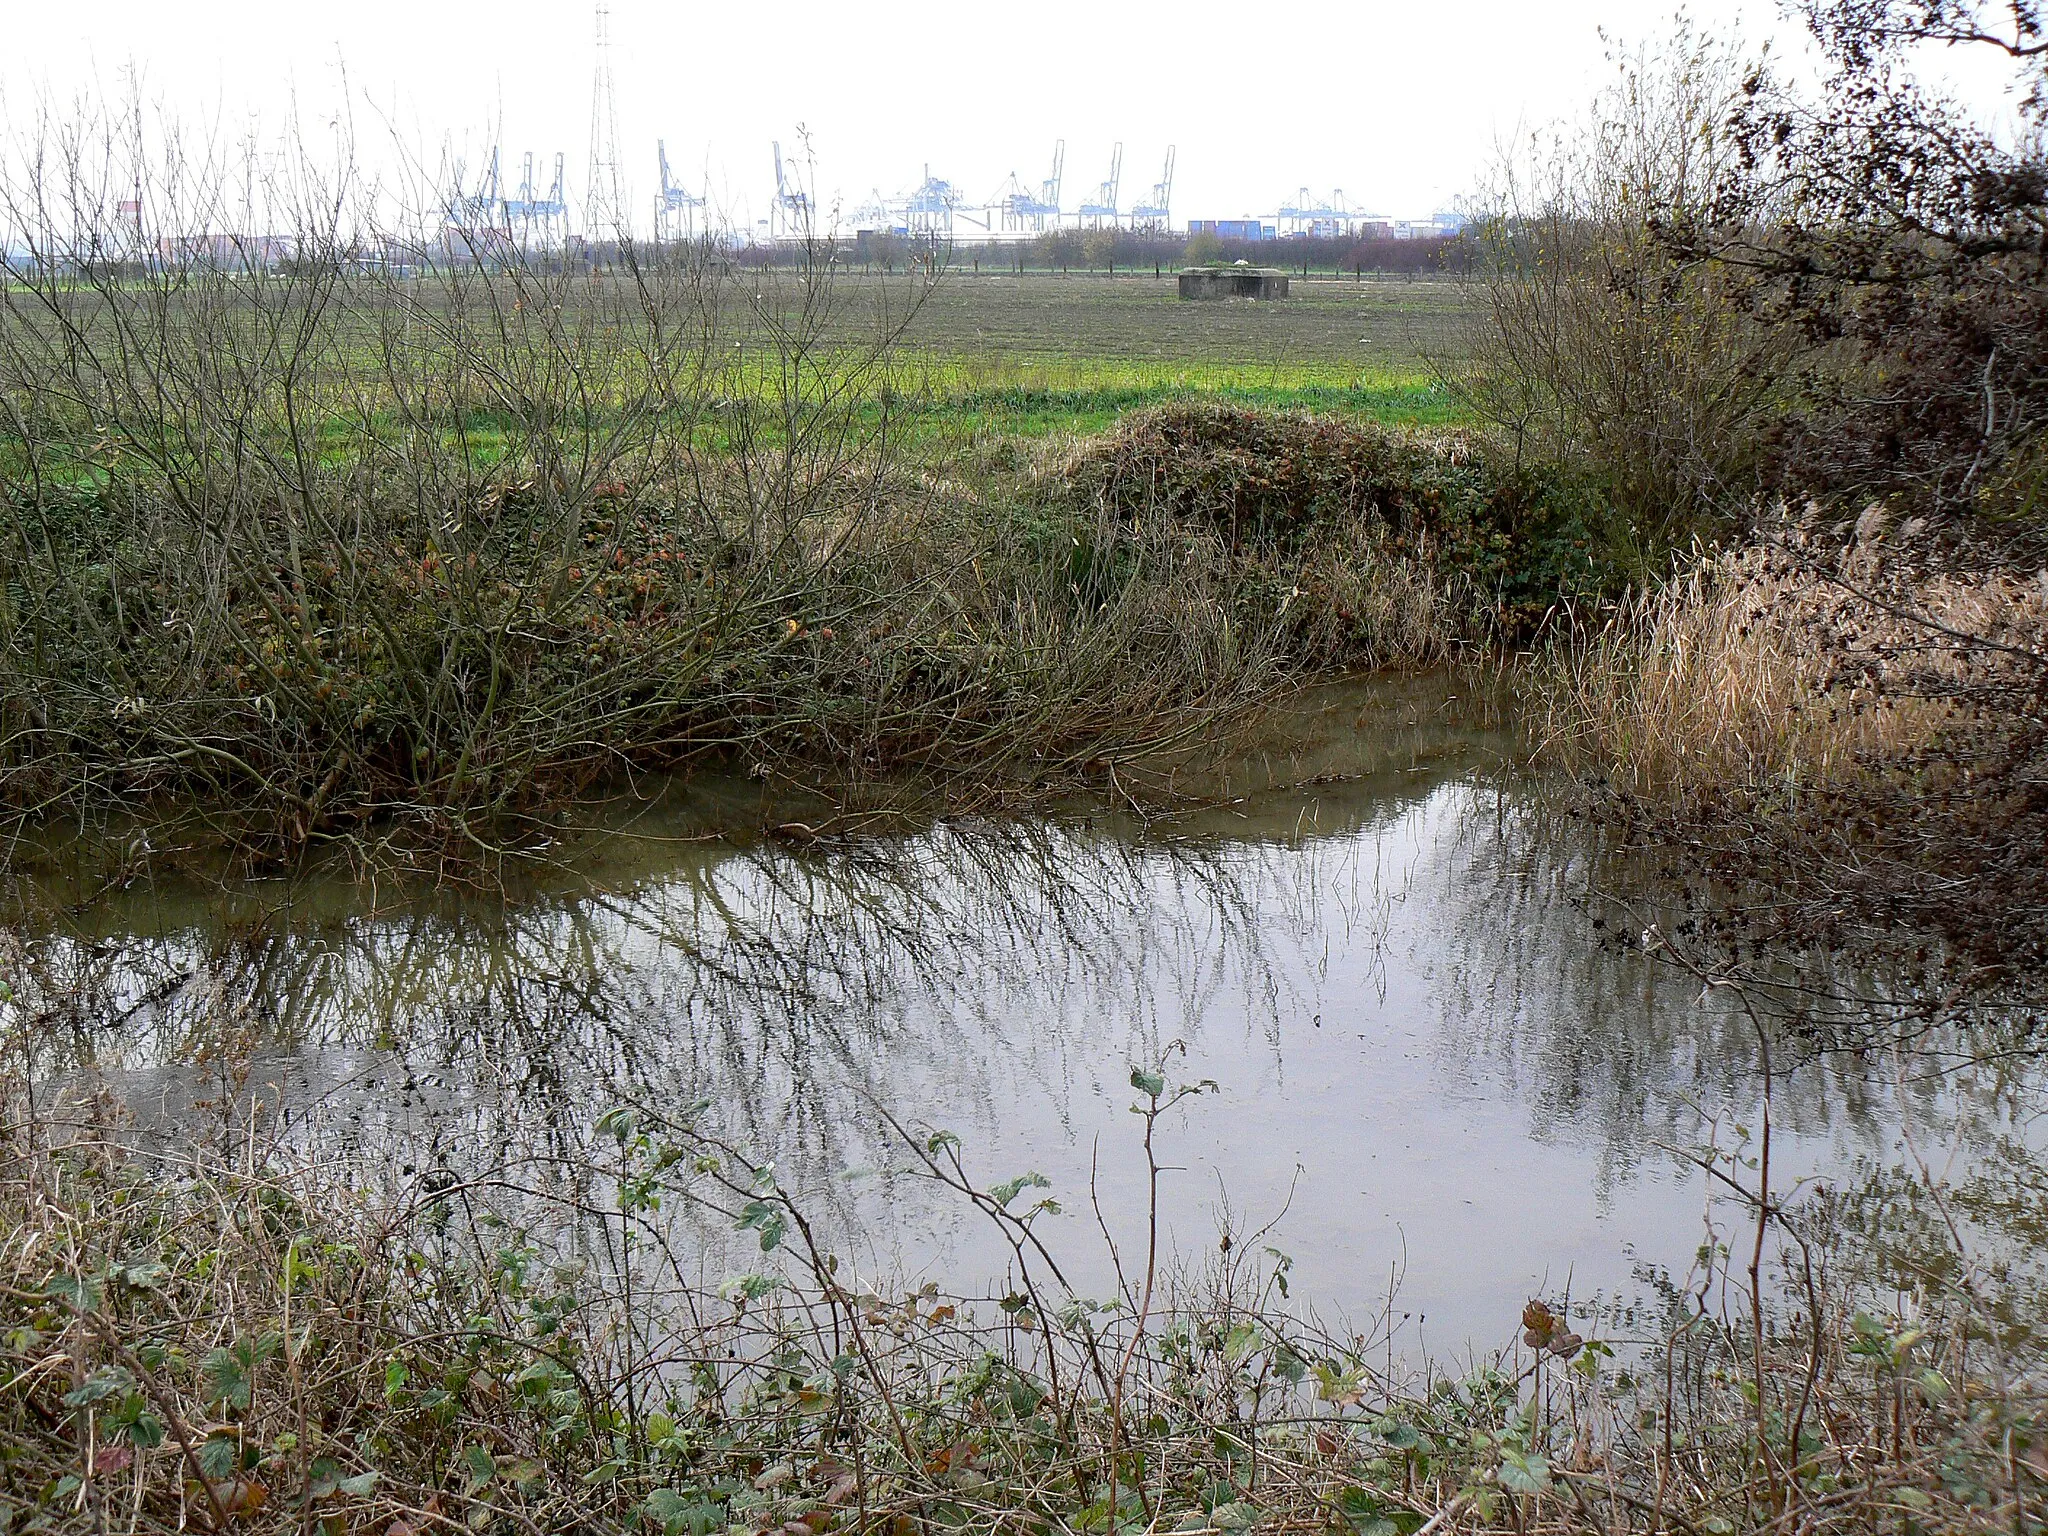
[0,386,1617,868]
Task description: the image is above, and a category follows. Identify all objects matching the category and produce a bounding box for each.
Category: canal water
[11,676,2043,1349]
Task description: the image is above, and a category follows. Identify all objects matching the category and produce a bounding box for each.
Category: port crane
[998,140,1063,231]
[655,141,706,239]
[1129,145,1175,230]
[505,151,569,246]
[1077,142,1122,227]
[444,148,508,237]
[769,141,813,240]
[1274,187,1378,237]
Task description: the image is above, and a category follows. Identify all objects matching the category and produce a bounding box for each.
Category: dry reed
[1537,536,2048,801]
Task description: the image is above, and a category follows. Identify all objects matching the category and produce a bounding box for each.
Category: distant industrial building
[1188,219,1274,242]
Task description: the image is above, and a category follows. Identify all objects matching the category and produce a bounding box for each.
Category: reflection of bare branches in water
[10,812,1351,1227]
[1433,782,2048,1214]
[11,755,2046,1328]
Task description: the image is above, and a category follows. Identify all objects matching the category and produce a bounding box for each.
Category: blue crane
[1129,146,1175,230]
[503,152,568,246]
[1076,143,1122,227]
[999,140,1063,231]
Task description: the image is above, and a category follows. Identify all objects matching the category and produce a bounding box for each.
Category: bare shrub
[1449,25,1800,537]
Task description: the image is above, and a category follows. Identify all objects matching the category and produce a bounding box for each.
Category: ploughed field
[790,271,1474,430]
[890,271,1467,375]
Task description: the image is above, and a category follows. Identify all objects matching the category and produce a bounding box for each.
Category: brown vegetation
[1539,524,2048,975]
[4,1001,2042,1536]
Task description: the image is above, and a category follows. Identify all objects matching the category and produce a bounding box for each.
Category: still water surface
[17,679,2045,1347]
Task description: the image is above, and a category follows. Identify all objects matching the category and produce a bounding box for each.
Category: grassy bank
[4,1014,2040,1536]
[0,221,1599,873]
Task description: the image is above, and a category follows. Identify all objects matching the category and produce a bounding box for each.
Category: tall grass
[1534,528,2048,974]
[1538,538,2048,801]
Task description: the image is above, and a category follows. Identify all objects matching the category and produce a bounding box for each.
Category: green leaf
[109,1396,165,1449]
[113,1260,168,1292]
[200,1349,252,1411]
[462,1443,496,1490]
[1497,1447,1551,1496]
[1271,1343,1307,1385]
[1378,1418,1421,1452]
[717,1273,779,1304]
[198,1434,240,1480]
[1210,1501,1260,1531]
[1334,1486,1410,1536]
[989,1172,1051,1209]
[642,1489,726,1536]
[337,1472,379,1498]
[62,1365,135,1407]
[1130,1067,1166,1097]
[43,1274,102,1315]
[1222,1323,1259,1366]
[736,1201,786,1252]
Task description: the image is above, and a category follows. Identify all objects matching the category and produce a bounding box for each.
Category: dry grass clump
[1540,539,2048,797]
[1043,402,1628,659]
[1537,529,2048,971]
[1055,403,1471,548]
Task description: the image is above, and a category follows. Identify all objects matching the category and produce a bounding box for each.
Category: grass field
[689,270,1478,442]
[879,272,1471,432]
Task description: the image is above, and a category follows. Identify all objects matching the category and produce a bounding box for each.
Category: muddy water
[12,677,2047,1348]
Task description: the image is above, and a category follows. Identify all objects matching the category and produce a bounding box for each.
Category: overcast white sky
[0,1,2022,232]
